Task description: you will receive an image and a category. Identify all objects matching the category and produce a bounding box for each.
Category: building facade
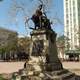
[0,27,18,60]
[64,0,80,50]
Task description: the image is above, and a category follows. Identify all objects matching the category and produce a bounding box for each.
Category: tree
[57,35,65,46]
[57,35,70,50]
[57,35,70,59]
[18,37,31,53]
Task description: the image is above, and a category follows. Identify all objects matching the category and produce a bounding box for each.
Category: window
[73,0,75,5]
[66,2,68,7]
[66,20,69,24]
[66,8,68,12]
[66,13,68,17]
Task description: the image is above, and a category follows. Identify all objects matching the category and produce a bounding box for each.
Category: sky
[0,0,64,37]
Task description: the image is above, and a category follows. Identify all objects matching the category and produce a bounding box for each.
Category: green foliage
[57,35,65,46]
[18,37,31,53]
[57,35,70,52]
[0,42,17,55]
[0,75,5,80]
[0,47,5,54]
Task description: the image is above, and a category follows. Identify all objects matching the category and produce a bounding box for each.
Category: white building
[64,0,80,50]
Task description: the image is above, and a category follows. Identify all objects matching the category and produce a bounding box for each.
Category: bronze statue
[31,4,51,30]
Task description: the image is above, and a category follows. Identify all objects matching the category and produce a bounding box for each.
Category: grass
[0,75,5,80]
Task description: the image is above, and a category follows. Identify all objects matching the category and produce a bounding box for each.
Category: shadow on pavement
[76,75,80,80]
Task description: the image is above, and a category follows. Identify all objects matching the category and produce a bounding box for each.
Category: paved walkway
[62,62,80,75]
[62,62,80,69]
[0,62,80,75]
[0,62,25,74]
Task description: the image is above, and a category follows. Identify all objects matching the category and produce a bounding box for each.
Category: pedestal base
[12,68,75,80]
[12,57,75,80]
[44,70,75,80]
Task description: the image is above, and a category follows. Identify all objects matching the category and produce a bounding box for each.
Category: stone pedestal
[30,29,63,71]
[12,29,75,80]
[28,29,75,80]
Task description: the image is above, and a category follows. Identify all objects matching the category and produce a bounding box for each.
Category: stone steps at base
[12,69,75,80]
[51,72,75,80]
[43,69,75,80]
